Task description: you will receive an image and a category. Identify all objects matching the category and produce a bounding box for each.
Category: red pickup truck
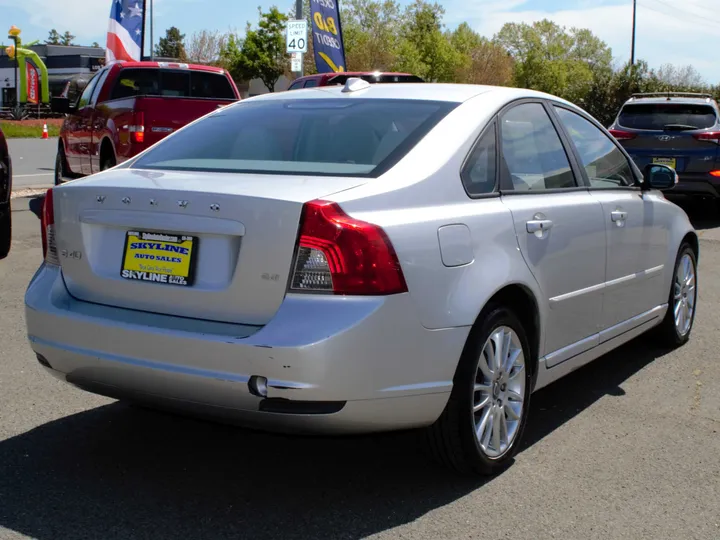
[51,61,240,184]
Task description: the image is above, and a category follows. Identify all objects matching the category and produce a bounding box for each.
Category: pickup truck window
[77,74,100,109]
[90,69,110,105]
[110,68,236,100]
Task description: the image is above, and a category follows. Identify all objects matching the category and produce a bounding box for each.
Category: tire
[427,305,532,475]
[0,204,11,260]
[54,148,66,186]
[100,152,116,172]
[654,243,698,348]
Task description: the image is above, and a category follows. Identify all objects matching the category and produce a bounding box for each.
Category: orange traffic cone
[42,123,49,140]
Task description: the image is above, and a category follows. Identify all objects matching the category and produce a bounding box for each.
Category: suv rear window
[131,98,456,177]
[618,103,717,130]
[110,68,236,100]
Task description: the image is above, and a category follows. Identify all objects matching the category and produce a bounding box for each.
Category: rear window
[110,68,236,100]
[325,74,424,86]
[618,103,717,130]
[131,98,457,177]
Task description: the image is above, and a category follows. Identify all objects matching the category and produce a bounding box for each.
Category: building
[0,44,104,107]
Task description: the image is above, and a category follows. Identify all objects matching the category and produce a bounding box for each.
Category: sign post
[286,19,307,77]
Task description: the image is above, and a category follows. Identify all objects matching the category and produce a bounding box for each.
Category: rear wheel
[0,204,11,260]
[655,243,697,347]
[100,151,116,172]
[427,305,532,475]
[54,147,67,186]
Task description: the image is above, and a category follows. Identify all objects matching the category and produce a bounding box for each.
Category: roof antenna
[342,77,371,93]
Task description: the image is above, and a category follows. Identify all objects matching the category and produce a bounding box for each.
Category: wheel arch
[100,136,116,163]
[473,283,541,386]
[682,231,699,262]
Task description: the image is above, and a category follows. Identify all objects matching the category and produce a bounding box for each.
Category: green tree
[394,1,457,82]
[45,29,62,45]
[495,19,612,103]
[228,7,288,92]
[91,42,101,48]
[154,27,187,60]
[449,23,513,86]
[60,31,76,46]
[341,0,403,71]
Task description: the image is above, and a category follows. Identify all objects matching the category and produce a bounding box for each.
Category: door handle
[611,210,628,222]
[526,219,553,234]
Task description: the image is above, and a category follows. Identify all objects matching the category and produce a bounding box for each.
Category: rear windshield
[618,103,717,130]
[110,68,236,100]
[131,98,457,177]
[325,74,424,85]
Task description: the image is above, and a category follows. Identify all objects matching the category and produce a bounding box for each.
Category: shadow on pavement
[27,195,44,220]
[0,337,670,540]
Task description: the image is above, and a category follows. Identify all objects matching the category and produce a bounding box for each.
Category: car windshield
[131,98,457,177]
[618,103,717,130]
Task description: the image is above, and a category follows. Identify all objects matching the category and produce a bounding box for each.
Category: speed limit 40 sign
[286,20,308,53]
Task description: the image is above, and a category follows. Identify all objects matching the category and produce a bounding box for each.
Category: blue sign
[310,0,346,73]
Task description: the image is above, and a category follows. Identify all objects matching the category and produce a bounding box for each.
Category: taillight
[693,131,720,144]
[608,129,637,141]
[710,170,720,177]
[129,111,145,143]
[41,188,59,266]
[290,200,408,295]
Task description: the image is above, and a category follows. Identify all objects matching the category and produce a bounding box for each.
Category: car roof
[248,82,574,105]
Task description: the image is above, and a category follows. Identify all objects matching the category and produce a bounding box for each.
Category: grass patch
[1,119,63,138]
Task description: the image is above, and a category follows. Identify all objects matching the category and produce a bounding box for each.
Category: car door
[498,101,607,366]
[74,74,101,176]
[552,104,670,333]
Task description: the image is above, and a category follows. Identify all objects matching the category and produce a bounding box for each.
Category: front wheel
[427,305,532,475]
[0,204,11,260]
[54,148,67,186]
[655,243,698,347]
[100,153,116,172]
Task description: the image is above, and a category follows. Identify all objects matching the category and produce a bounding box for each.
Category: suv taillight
[129,111,145,143]
[609,129,637,141]
[290,200,408,295]
[693,131,720,144]
[41,188,60,266]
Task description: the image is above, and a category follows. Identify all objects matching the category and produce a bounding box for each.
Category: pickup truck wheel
[54,149,67,186]
[100,153,116,171]
[0,204,11,260]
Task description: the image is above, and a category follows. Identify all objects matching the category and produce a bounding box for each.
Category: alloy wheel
[472,326,526,459]
[674,253,696,337]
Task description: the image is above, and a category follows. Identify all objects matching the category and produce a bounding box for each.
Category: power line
[640,0,720,29]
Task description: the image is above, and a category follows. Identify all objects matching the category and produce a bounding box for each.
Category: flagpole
[149,0,154,61]
[140,0,147,60]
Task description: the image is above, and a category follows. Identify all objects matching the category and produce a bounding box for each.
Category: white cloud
[443,0,720,83]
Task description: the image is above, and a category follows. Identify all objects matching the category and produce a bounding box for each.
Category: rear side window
[110,68,236,100]
[131,98,457,177]
[462,124,497,196]
[501,103,577,191]
[618,103,717,130]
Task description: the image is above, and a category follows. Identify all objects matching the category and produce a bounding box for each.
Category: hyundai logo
[658,135,673,141]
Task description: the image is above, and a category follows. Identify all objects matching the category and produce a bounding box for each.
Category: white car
[26,79,698,475]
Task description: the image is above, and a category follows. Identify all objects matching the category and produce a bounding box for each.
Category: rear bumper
[25,265,467,434]
[668,173,720,198]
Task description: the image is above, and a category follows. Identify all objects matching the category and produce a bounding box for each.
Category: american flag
[106,0,145,63]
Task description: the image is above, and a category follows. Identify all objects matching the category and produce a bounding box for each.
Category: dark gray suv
[609,92,720,205]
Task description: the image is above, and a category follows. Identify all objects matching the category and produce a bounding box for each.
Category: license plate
[652,157,676,169]
[121,230,197,287]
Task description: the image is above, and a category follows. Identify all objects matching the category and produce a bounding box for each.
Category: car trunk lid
[53,168,368,325]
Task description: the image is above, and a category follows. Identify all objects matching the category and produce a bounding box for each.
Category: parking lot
[0,181,718,539]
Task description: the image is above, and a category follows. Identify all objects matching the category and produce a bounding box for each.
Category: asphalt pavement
[7,138,57,191]
[0,197,718,540]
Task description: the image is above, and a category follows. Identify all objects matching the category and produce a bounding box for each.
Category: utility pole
[630,0,637,66]
[149,0,155,61]
[295,0,304,77]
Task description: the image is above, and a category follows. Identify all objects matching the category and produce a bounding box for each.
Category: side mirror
[50,97,75,115]
[643,163,678,191]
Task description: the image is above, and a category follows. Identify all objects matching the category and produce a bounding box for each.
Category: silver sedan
[25,79,698,475]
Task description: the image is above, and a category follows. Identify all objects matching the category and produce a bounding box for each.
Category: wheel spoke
[473,395,491,413]
[491,330,505,373]
[480,409,494,448]
[508,363,525,382]
[507,389,523,403]
[504,347,521,373]
[491,408,502,451]
[474,383,492,393]
[505,403,520,421]
[499,409,509,447]
[479,342,494,379]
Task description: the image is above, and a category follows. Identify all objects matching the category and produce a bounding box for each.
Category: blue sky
[2,0,720,82]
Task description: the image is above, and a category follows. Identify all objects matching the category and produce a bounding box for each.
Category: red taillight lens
[710,170,720,177]
[609,129,637,141]
[129,111,145,143]
[693,131,720,144]
[41,188,59,265]
[290,200,408,295]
